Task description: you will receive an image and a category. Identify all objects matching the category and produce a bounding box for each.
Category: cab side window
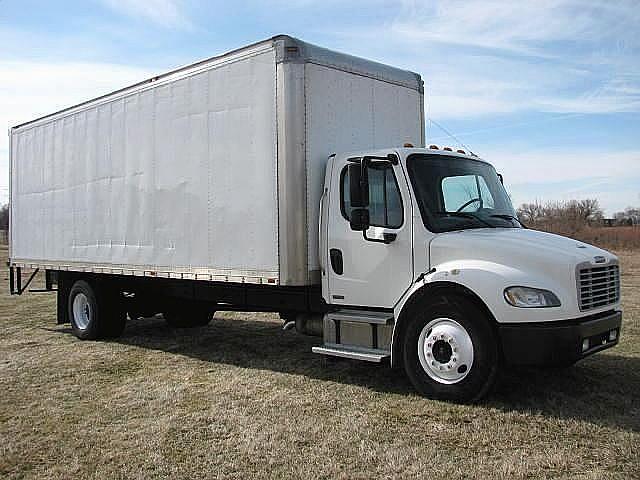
[341,163,403,228]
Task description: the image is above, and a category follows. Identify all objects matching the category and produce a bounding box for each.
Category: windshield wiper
[437,212,496,228]
[489,214,526,228]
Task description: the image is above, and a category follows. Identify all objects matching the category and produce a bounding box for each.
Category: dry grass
[578,227,640,251]
[529,225,640,251]
[1,245,639,479]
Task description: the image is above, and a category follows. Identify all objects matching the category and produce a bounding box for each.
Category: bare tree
[613,206,640,226]
[517,198,603,234]
[517,202,544,224]
[0,204,8,231]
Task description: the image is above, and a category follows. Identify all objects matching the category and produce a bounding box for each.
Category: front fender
[390,278,496,368]
[390,259,578,367]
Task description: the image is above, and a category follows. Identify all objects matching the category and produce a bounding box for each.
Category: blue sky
[1,0,639,215]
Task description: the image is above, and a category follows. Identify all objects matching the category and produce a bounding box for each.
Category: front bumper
[498,310,622,366]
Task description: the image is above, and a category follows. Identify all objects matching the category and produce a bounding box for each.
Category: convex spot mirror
[350,208,370,231]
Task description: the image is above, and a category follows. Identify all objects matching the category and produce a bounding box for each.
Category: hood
[428,228,619,321]
[430,228,615,268]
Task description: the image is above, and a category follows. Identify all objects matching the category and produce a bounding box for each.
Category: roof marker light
[443,147,453,151]
[404,143,414,148]
[429,144,439,150]
[456,149,466,154]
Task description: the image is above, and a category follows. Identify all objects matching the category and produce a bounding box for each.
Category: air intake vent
[577,263,620,311]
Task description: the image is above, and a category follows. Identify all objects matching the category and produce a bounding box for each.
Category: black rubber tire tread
[164,305,214,328]
[68,279,126,340]
[402,294,499,403]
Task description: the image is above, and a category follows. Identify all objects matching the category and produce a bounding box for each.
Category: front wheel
[402,295,499,403]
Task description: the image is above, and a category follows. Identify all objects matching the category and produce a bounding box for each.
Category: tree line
[0,204,7,231]
[517,199,639,231]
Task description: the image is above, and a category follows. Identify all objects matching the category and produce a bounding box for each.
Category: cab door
[325,152,413,308]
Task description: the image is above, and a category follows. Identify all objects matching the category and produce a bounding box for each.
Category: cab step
[312,344,390,363]
[326,309,393,325]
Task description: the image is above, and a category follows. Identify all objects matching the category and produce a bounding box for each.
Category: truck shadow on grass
[61,314,640,433]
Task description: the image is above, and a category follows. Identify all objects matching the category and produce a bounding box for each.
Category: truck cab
[315,146,622,401]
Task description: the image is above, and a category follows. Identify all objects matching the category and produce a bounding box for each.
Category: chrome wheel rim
[417,318,474,384]
[72,292,91,330]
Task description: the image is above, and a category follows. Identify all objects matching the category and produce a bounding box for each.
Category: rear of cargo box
[9,35,424,287]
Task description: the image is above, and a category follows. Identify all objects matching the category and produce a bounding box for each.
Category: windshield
[407,154,519,232]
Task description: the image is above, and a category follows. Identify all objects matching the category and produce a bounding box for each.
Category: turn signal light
[582,339,590,352]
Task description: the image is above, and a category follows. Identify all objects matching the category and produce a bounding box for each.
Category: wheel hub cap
[72,292,91,330]
[417,318,474,384]
[432,340,453,363]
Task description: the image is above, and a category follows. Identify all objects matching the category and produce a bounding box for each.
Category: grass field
[1,246,639,479]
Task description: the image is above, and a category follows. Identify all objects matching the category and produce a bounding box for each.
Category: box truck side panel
[10,48,279,282]
[304,63,424,273]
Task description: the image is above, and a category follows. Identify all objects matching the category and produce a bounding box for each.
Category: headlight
[504,286,561,308]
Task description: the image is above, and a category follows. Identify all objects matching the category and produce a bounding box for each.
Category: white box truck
[8,36,622,401]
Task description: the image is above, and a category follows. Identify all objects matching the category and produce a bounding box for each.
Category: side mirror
[348,162,369,208]
[350,208,370,231]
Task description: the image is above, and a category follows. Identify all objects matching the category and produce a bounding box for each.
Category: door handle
[364,226,398,244]
[329,249,343,275]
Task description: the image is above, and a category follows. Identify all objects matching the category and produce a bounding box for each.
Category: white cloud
[486,148,640,214]
[392,0,640,58]
[99,0,191,29]
[0,60,155,203]
[328,0,640,119]
[486,149,640,185]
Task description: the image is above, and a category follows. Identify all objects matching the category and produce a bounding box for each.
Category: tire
[68,279,126,340]
[402,294,499,403]
[163,304,214,328]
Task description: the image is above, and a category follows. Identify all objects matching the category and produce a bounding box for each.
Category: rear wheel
[402,295,498,403]
[68,279,126,340]
[163,304,214,328]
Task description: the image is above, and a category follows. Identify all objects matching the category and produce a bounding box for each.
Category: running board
[312,345,390,363]
[326,309,393,325]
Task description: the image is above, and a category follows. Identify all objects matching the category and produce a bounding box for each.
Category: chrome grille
[577,263,620,311]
